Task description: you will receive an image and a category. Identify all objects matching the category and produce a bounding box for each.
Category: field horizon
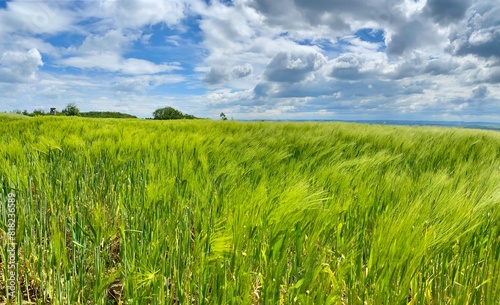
[3,111,500,132]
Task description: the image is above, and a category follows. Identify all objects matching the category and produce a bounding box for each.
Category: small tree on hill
[153,106,196,120]
[62,102,80,116]
[220,112,228,121]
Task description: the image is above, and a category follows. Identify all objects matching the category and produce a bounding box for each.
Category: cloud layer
[0,0,498,121]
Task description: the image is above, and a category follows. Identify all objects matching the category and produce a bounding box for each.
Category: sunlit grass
[0,113,31,121]
[0,117,499,304]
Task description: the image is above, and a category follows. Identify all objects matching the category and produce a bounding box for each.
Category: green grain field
[0,116,499,304]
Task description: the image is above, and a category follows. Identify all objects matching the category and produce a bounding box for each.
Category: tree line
[13,104,230,120]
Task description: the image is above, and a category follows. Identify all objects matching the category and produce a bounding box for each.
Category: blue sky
[0,0,499,121]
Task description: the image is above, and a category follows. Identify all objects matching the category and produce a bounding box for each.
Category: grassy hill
[0,112,31,121]
[79,111,137,118]
[0,117,499,304]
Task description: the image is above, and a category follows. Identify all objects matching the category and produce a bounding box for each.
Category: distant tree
[220,112,228,121]
[153,106,196,120]
[32,109,46,116]
[153,107,183,120]
[62,102,80,116]
[22,110,29,116]
[183,113,196,119]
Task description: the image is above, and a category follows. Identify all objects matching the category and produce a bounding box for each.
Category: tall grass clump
[0,116,498,304]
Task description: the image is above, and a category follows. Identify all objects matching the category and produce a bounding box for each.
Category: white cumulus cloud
[0,48,43,83]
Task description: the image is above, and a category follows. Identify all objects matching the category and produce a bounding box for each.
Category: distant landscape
[7,102,500,132]
[248,119,500,132]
